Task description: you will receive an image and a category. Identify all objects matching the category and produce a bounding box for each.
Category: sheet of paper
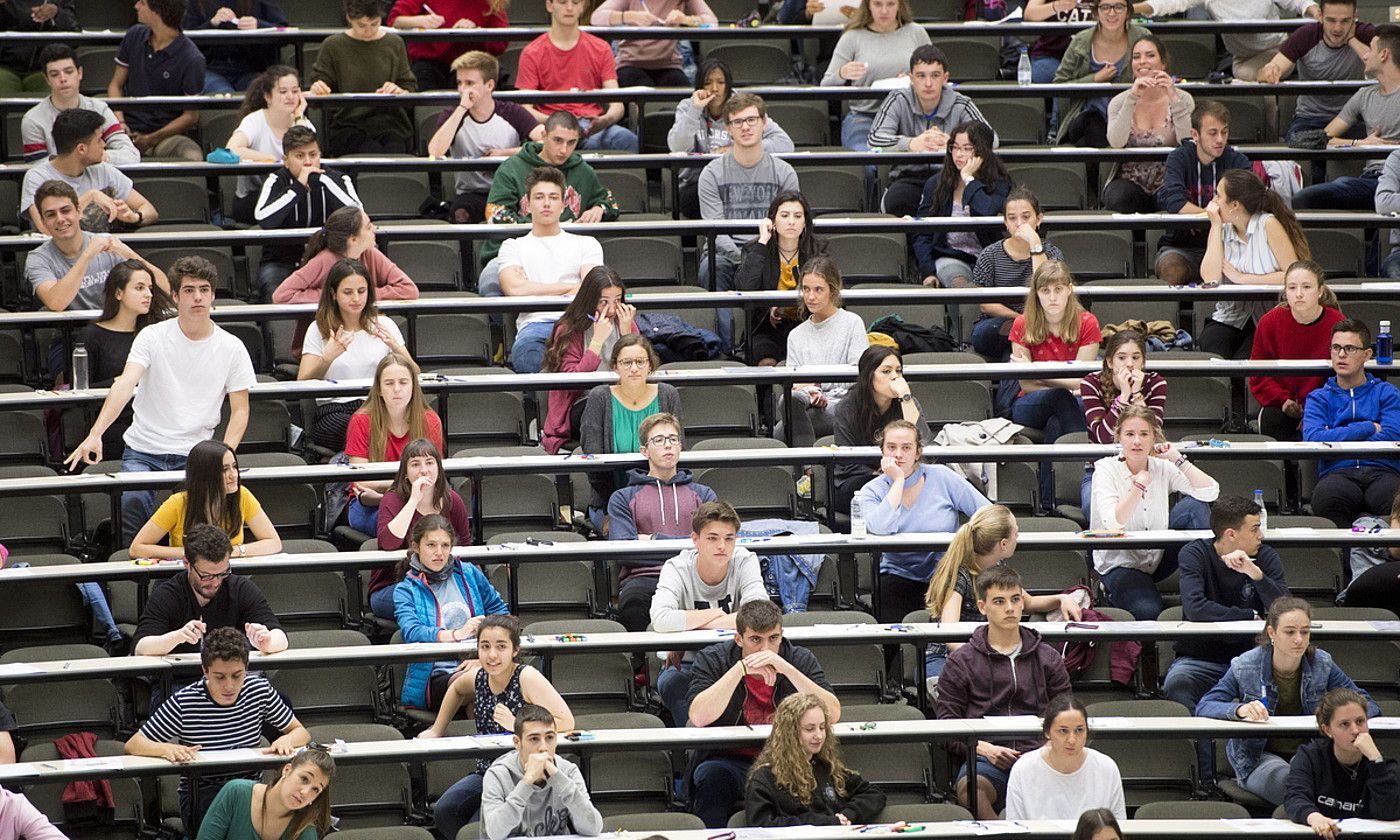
[0,663,45,677]
[1337,820,1400,834]
[64,757,125,771]
[1226,819,1292,833]
[952,820,1031,835]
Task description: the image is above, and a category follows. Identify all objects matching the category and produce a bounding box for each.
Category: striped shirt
[971,240,1065,314]
[1212,213,1278,330]
[1080,371,1168,444]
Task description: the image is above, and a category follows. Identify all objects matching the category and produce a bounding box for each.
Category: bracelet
[1174,455,1188,468]
[740,660,748,677]
[1131,481,1148,494]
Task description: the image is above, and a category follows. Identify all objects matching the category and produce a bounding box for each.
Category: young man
[1154,100,1252,284]
[685,599,840,827]
[869,44,998,218]
[480,703,604,840]
[1376,147,1400,276]
[515,0,638,152]
[64,257,257,542]
[21,109,158,235]
[0,0,77,95]
[308,0,417,156]
[1132,0,1320,80]
[497,166,604,374]
[607,411,718,537]
[648,500,766,724]
[1258,0,1375,140]
[252,125,362,302]
[109,0,205,161]
[1303,319,1400,526]
[934,565,1073,820]
[22,44,139,164]
[125,625,308,831]
[427,50,543,224]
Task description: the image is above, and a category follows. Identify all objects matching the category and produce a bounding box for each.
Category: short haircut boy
[1191,100,1231,132]
[735,598,783,635]
[543,110,581,135]
[38,44,77,73]
[722,92,766,121]
[639,412,680,443]
[1333,317,1372,349]
[513,702,557,738]
[1209,495,1262,540]
[282,125,318,153]
[170,256,219,292]
[975,564,1023,600]
[51,108,104,155]
[34,180,78,212]
[147,0,186,29]
[451,50,500,84]
[909,44,949,72]
[200,626,250,669]
[524,165,566,196]
[343,0,381,20]
[691,499,741,534]
[184,523,232,564]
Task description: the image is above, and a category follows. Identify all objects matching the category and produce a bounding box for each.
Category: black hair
[1209,495,1263,540]
[38,44,77,72]
[147,0,187,28]
[95,259,175,328]
[52,108,105,155]
[1333,317,1373,350]
[200,626,249,669]
[185,523,233,566]
[909,44,949,72]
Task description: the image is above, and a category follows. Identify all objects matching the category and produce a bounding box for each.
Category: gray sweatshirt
[698,153,800,258]
[668,97,795,187]
[1142,0,1319,64]
[480,751,603,840]
[819,24,932,115]
[869,84,997,180]
[649,545,768,633]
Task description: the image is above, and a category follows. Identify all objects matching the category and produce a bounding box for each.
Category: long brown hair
[1275,260,1340,310]
[1217,169,1312,262]
[314,258,379,340]
[1259,596,1316,660]
[387,437,449,512]
[238,64,299,120]
[1096,330,1147,405]
[543,266,625,373]
[749,693,851,803]
[96,259,174,328]
[845,0,913,29]
[272,747,336,840]
[181,440,243,541]
[300,206,365,267]
[925,504,1015,614]
[1019,260,1086,346]
[355,353,431,462]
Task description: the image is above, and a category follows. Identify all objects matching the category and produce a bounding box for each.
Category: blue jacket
[856,463,990,582]
[1196,645,1380,783]
[394,560,509,709]
[912,175,1010,278]
[1302,374,1400,477]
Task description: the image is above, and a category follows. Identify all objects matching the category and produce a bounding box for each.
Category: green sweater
[481,141,620,262]
[1052,22,1153,145]
[195,780,319,840]
[310,31,416,143]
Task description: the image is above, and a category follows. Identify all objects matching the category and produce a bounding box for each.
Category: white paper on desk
[64,757,124,771]
[952,820,1031,835]
[1366,717,1400,729]
[1368,621,1400,633]
[0,663,44,676]
[734,830,782,840]
[1226,819,1290,833]
[1269,527,1318,535]
[1339,819,1400,832]
[1098,620,1164,633]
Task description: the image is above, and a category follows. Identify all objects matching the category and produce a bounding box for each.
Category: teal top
[195,780,320,840]
[610,392,659,455]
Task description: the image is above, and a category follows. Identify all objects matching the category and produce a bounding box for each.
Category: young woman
[1198,598,1381,806]
[184,1,290,95]
[1200,168,1312,359]
[1071,809,1124,840]
[971,188,1065,361]
[579,335,683,521]
[297,258,407,451]
[1249,260,1346,442]
[1004,694,1126,820]
[735,191,827,366]
[1023,0,1094,85]
[225,64,312,222]
[0,787,67,840]
[1102,36,1194,213]
[1079,329,1167,514]
[1286,687,1399,835]
[819,0,930,152]
[1051,0,1151,146]
[541,266,639,455]
[195,746,334,840]
[131,440,283,560]
[308,0,417,157]
[1341,490,1400,610]
[345,353,445,535]
[667,59,794,219]
[393,514,509,711]
[745,693,886,827]
[831,345,933,517]
[1007,260,1100,510]
[368,438,471,620]
[388,0,510,91]
[913,121,1011,288]
[782,257,869,447]
[419,615,576,840]
[1090,405,1219,620]
[590,0,717,88]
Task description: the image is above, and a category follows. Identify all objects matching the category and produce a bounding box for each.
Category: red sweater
[369,487,472,595]
[387,0,508,59]
[1249,305,1346,408]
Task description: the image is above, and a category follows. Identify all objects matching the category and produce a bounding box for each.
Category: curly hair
[749,693,850,804]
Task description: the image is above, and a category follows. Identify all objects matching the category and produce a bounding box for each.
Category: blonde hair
[451,50,501,82]
[355,352,431,462]
[925,504,1015,613]
[1019,260,1085,346]
[846,0,913,29]
[750,694,851,803]
[1113,403,1165,444]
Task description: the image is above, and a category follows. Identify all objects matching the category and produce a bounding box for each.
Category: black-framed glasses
[646,434,681,447]
[191,566,232,582]
[726,115,761,129]
[1330,344,1366,356]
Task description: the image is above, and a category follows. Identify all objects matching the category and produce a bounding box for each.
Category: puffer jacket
[394,560,509,709]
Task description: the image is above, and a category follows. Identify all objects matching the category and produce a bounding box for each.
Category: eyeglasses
[1330,344,1367,356]
[1097,3,1128,11]
[191,565,232,582]
[726,115,762,129]
[617,358,651,369]
[646,434,681,447]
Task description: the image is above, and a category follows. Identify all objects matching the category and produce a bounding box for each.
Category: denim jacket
[1196,645,1379,783]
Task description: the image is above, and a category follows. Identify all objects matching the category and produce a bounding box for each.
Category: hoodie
[667,96,795,187]
[1285,738,1400,825]
[745,758,887,827]
[1302,374,1400,478]
[868,84,998,181]
[934,624,1073,759]
[607,469,718,551]
[254,166,362,264]
[649,544,768,633]
[481,142,621,262]
[1155,139,1252,249]
[480,751,604,840]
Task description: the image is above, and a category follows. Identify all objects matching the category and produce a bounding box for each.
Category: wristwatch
[899,393,914,403]
[1029,244,1045,255]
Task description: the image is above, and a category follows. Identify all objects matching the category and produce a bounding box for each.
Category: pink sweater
[271,247,419,355]
[0,789,68,840]
[588,0,717,68]
[541,322,639,454]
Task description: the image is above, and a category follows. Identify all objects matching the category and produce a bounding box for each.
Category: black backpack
[868,314,958,354]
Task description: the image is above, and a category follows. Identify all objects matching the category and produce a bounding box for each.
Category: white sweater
[1089,455,1219,574]
[1004,746,1127,821]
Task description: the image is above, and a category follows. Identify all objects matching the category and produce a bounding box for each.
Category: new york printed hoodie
[480,750,603,840]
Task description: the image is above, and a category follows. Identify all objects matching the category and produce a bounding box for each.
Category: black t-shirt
[133,574,281,655]
[79,323,136,389]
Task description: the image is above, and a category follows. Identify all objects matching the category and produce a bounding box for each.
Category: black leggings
[877,572,929,624]
[312,399,364,452]
[1345,561,1400,608]
[1258,405,1303,441]
[1101,178,1155,213]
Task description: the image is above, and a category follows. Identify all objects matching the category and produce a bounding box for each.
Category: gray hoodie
[868,84,998,181]
[649,545,769,633]
[667,96,795,187]
[480,751,603,840]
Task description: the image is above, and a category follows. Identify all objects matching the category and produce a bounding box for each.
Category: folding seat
[823,233,907,284]
[139,245,239,297]
[1054,230,1135,279]
[20,738,145,839]
[335,829,435,840]
[571,712,674,815]
[1158,36,1219,80]
[0,410,49,467]
[452,445,560,538]
[780,611,884,702]
[430,367,526,449]
[1137,800,1251,819]
[3,109,26,164]
[199,110,241,154]
[654,360,760,441]
[1007,163,1088,211]
[522,618,634,714]
[1157,350,1231,437]
[1310,606,1400,700]
[1306,226,1367,278]
[411,313,494,367]
[701,42,792,85]
[486,530,594,621]
[603,814,704,831]
[841,703,934,804]
[977,100,1046,146]
[130,177,212,224]
[878,803,975,821]
[1012,514,1091,592]
[797,167,867,215]
[1083,277,1179,333]
[1070,607,1140,703]
[76,47,117,96]
[0,644,120,742]
[298,0,352,25]
[306,723,414,829]
[1179,433,1286,512]
[938,38,1002,81]
[1086,698,1201,804]
[355,172,431,220]
[908,378,993,431]
[1214,97,1272,143]
[1270,514,1343,605]
[765,102,833,148]
[598,169,649,214]
[271,629,381,724]
[387,241,465,292]
[0,553,90,651]
[600,235,685,286]
[247,567,348,632]
[237,452,319,538]
[693,437,797,519]
[631,285,716,333]
[0,489,68,555]
[0,178,20,232]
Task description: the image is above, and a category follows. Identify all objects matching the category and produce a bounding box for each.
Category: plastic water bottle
[1017,47,1032,87]
[850,494,867,538]
[71,343,89,391]
[1379,320,1393,365]
[1253,489,1267,532]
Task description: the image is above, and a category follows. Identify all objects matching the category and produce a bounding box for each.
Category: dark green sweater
[310,32,416,143]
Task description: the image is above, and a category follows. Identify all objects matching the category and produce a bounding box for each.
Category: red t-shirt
[1008,310,1101,362]
[515,32,617,118]
[344,409,445,462]
[733,675,778,757]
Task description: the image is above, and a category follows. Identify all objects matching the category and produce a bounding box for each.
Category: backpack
[868,314,958,354]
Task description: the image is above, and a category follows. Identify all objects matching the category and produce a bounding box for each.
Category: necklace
[1340,758,1362,781]
[777,245,799,263]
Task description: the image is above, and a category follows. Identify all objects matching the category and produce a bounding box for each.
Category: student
[1073,809,1124,840]
[1250,261,1346,441]
[126,626,310,830]
[515,0,638,151]
[1197,597,1380,805]
[541,267,639,455]
[935,565,1073,820]
[183,0,289,94]
[781,257,869,446]
[308,0,417,156]
[110,0,205,160]
[1378,148,1400,278]
[687,600,841,828]
[1004,694,1126,820]
[21,111,158,235]
[969,188,1065,362]
[734,192,827,367]
[130,440,283,560]
[427,51,542,225]
[1131,0,1320,81]
[1023,0,1095,90]
[480,703,604,840]
[22,44,139,165]
[1303,318,1400,527]
[0,788,67,840]
[820,0,931,152]
[388,0,509,91]
[226,65,314,223]
[1341,490,1400,609]
[1154,100,1252,285]
[832,345,933,516]
[1079,330,1167,514]
[745,692,887,827]
[1200,169,1311,359]
[855,419,990,623]
[0,0,76,96]
[1286,687,1400,834]
[370,438,472,620]
[64,258,256,543]
[913,121,1011,288]
[1090,406,1219,619]
[1102,36,1195,213]
[394,514,510,711]
[869,44,997,218]
[590,0,717,87]
[649,500,768,724]
[420,616,576,840]
[297,259,407,450]
[1051,0,1149,146]
[195,746,334,840]
[1258,0,1375,141]
[668,59,794,219]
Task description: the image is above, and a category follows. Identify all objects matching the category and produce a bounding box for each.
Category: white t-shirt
[301,314,403,402]
[498,230,604,331]
[124,319,258,456]
[1004,746,1127,821]
[1089,455,1220,574]
[233,110,314,198]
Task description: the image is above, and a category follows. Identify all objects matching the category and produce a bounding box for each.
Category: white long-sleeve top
[1140,0,1319,63]
[1089,455,1219,574]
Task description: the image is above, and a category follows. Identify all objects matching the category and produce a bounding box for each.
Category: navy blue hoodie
[1155,139,1251,249]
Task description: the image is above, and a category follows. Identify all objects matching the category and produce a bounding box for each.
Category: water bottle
[1379,320,1393,365]
[1253,489,1267,532]
[850,494,867,539]
[1017,47,1032,87]
[71,343,89,391]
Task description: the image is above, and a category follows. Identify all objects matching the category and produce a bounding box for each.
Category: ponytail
[925,505,1016,614]
[1262,190,1312,261]
[299,206,364,268]
[1219,169,1311,262]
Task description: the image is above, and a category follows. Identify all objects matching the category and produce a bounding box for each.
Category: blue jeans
[257,260,294,304]
[691,756,752,828]
[1099,496,1210,619]
[841,111,874,152]
[1010,388,1086,510]
[1241,751,1291,805]
[698,250,741,352]
[1384,248,1400,279]
[1164,655,1230,779]
[435,770,484,840]
[369,584,397,621]
[78,583,122,642]
[776,0,808,23]
[956,756,1012,813]
[202,68,258,95]
[347,496,378,536]
[511,321,556,374]
[971,316,1012,361]
[477,256,503,298]
[579,119,639,152]
[1292,174,1379,211]
[1080,467,1094,518]
[658,661,694,726]
[120,449,188,547]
